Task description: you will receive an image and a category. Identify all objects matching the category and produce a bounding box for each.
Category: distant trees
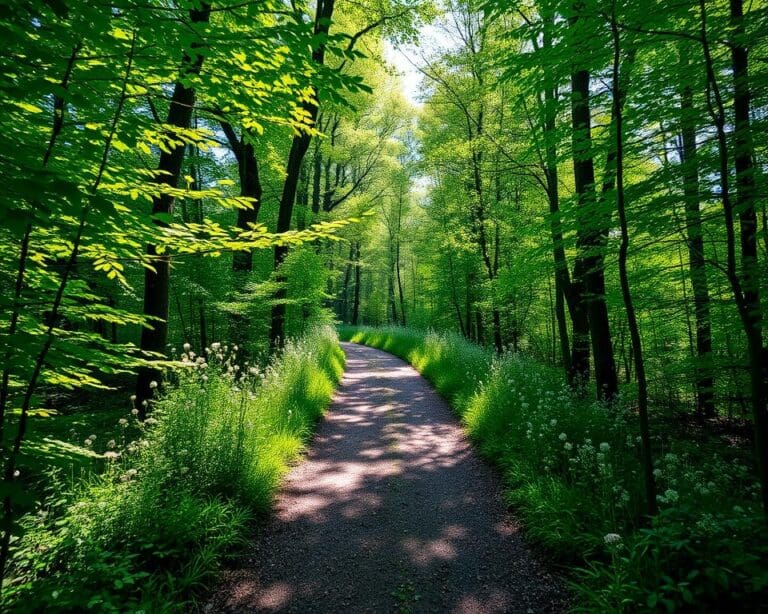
[338,0,767,516]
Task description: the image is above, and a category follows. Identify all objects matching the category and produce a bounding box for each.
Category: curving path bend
[211,342,567,613]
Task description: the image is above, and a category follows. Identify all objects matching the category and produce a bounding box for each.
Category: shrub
[7,326,344,611]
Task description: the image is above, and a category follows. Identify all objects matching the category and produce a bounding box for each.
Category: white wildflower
[183,342,191,352]
[550,419,557,427]
[558,432,567,441]
[564,442,573,451]
[603,533,622,545]
[599,442,610,453]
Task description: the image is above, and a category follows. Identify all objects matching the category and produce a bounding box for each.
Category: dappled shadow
[212,343,565,613]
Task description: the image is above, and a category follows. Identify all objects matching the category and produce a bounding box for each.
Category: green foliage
[342,326,768,610]
[6,326,344,610]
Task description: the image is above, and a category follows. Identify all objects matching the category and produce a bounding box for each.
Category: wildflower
[663,489,679,503]
[211,342,221,351]
[599,442,610,453]
[149,380,158,389]
[603,533,622,545]
[558,432,567,441]
[107,439,116,449]
[130,394,136,402]
[13,470,20,478]
[127,469,138,477]
[550,419,557,427]
[103,451,119,461]
[183,343,191,352]
[201,375,208,382]
[653,468,662,477]
[84,438,93,447]
[564,442,573,451]
[131,408,139,416]
[118,418,128,426]
[144,417,158,426]
[196,357,205,365]
[141,400,148,407]
[249,367,259,376]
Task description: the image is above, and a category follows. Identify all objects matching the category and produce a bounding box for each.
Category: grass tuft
[7,326,344,611]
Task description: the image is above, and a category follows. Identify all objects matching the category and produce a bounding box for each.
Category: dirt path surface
[211,342,567,613]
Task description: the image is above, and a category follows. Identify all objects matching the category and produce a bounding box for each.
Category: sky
[383,41,426,107]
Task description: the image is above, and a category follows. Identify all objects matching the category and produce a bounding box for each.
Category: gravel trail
[211,342,567,613]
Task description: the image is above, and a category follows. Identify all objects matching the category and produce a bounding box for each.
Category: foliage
[5,326,344,610]
[342,326,768,610]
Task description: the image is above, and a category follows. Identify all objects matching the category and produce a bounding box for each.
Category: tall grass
[340,326,768,611]
[7,326,344,611]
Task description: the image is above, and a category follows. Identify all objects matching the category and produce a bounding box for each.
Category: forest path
[211,342,566,613]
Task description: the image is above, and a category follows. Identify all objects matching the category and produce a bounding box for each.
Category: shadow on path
[211,342,566,613]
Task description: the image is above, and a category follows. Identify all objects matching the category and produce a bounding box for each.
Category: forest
[1,0,767,611]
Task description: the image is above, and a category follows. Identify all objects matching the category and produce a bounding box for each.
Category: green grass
[7,326,345,612]
[340,325,768,611]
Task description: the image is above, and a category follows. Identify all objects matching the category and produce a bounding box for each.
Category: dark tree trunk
[569,5,618,401]
[269,0,336,351]
[609,10,657,517]
[678,51,715,418]
[135,4,211,411]
[296,159,309,230]
[220,122,263,273]
[729,0,768,516]
[699,0,768,516]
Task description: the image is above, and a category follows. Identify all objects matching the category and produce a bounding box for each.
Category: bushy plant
[7,326,344,610]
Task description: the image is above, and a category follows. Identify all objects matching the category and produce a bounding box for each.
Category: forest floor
[210,342,567,613]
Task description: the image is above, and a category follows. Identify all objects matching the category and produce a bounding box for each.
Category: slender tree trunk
[610,6,657,516]
[136,5,211,409]
[699,0,768,517]
[729,0,768,516]
[396,240,406,326]
[678,51,715,417]
[269,0,335,351]
[447,250,467,337]
[569,3,618,401]
[340,242,354,322]
[351,241,361,325]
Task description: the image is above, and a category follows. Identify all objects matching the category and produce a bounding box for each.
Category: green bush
[341,326,768,611]
[7,326,344,611]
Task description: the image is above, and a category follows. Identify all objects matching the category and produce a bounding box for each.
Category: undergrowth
[340,325,768,612]
[6,326,344,612]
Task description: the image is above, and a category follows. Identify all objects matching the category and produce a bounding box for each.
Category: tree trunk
[351,241,361,325]
[269,0,336,351]
[729,0,768,516]
[396,239,406,326]
[678,50,715,417]
[136,4,211,410]
[569,4,618,401]
[609,7,657,516]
